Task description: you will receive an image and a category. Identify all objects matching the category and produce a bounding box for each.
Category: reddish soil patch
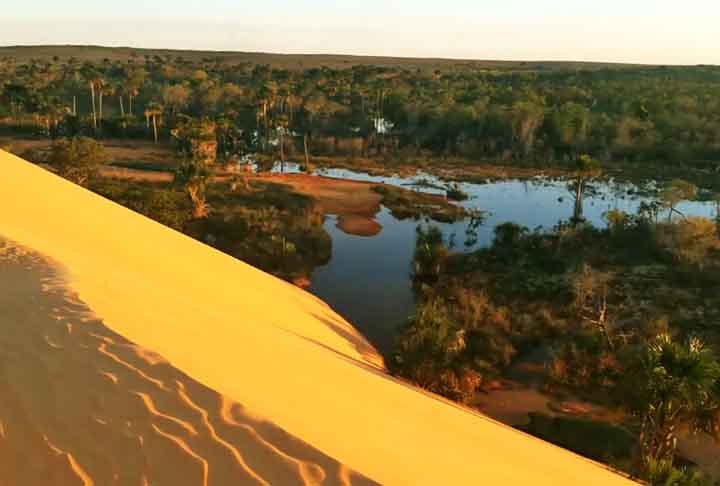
[336,215,383,237]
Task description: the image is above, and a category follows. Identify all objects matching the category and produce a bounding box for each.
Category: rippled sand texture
[0,241,375,486]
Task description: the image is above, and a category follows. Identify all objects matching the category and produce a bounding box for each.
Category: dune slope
[0,150,636,485]
[0,240,373,485]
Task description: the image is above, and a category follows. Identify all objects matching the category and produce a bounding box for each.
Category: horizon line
[3,44,717,68]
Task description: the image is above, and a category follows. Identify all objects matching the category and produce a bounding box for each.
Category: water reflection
[307,167,716,354]
[310,209,417,353]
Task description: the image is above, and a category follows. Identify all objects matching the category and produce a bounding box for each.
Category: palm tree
[98,79,114,128]
[146,101,164,143]
[125,67,147,116]
[276,112,289,171]
[37,99,70,139]
[623,334,720,478]
[60,59,81,116]
[117,83,126,119]
[568,154,601,224]
[80,65,99,131]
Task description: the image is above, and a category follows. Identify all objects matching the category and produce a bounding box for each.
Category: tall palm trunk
[573,178,585,224]
[72,95,77,116]
[279,129,285,172]
[119,95,125,118]
[89,82,97,130]
[263,101,269,152]
[152,114,159,143]
[304,133,310,168]
[99,90,104,127]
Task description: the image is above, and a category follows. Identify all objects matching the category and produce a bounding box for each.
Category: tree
[550,102,591,156]
[48,137,107,186]
[412,226,449,286]
[655,217,719,266]
[145,101,164,143]
[714,194,720,238]
[392,296,482,404]
[2,83,30,122]
[171,116,218,166]
[80,65,101,131]
[162,84,192,115]
[569,264,614,348]
[96,78,114,128]
[215,116,245,161]
[174,160,211,219]
[622,334,720,478]
[509,100,544,157]
[569,154,601,224]
[125,67,147,115]
[660,179,698,222]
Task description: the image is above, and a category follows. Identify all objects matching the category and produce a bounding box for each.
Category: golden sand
[0,150,636,485]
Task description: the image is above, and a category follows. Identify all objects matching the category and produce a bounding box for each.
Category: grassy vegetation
[110,160,178,172]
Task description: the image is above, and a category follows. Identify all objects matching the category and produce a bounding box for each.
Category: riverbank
[6,136,719,193]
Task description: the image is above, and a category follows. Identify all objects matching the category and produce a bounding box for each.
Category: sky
[3,0,720,64]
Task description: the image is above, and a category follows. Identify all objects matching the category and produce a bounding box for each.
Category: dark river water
[298,166,717,354]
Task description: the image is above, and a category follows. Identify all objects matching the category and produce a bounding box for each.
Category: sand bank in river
[256,173,384,237]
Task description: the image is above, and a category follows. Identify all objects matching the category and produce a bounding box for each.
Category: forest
[1,51,720,170]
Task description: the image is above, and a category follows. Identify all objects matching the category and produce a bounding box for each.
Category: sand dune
[0,150,636,485]
[0,240,373,485]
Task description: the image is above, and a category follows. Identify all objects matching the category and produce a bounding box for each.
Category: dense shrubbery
[90,179,190,230]
[393,201,720,481]
[189,180,331,281]
[88,176,330,283]
[48,136,107,186]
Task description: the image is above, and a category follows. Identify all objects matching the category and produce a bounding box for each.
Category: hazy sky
[4,0,719,64]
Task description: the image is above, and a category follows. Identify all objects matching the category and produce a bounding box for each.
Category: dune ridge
[0,150,636,485]
[0,239,371,485]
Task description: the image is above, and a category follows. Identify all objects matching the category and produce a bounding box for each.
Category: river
[304,166,716,354]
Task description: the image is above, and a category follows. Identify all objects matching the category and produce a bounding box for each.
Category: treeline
[1,54,720,165]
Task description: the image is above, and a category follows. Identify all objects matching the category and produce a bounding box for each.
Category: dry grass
[0,136,177,168]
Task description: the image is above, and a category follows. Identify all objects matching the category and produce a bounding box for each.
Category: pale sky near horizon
[3,0,720,64]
